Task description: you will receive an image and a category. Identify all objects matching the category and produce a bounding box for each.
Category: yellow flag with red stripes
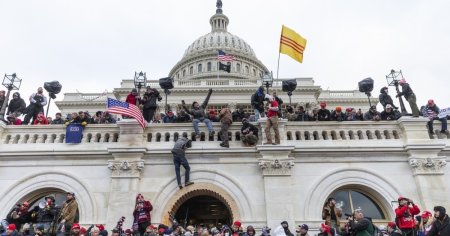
[279,25,307,63]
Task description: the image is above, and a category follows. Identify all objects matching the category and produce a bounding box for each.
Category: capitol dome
[169,0,268,81]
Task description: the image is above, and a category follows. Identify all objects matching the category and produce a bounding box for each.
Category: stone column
[105,120,147,229]
[257,145,295,230]
[398,117,448,209]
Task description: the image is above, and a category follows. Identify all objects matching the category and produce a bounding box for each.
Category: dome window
[198,64,203,73]
[177,73,180,79]
[245,65,249,74]
[232,38,235,47]
[183,70,186,77]
[253,68,256,76]
[217,35,221,44]
[189,66,194,75]
[236,63,241,73]
[210,36,213,46]
[225,37,228,46]
[203,38,206,48]
[207,62,212,72]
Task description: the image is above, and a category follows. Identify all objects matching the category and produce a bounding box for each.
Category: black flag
[218,62,231,73]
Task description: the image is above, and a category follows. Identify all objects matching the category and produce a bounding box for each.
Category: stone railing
[0,118,447,147]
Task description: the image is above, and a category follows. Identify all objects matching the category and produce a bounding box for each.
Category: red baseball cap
[72,223,80,229]
[7,224,16,231]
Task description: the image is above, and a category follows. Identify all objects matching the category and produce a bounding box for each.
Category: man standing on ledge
[264,94,280,145]
[171,136,194,189]
[396,79,420,117]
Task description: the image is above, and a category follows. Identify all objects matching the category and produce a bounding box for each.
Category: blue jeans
[254,109,265,121]
[173,154,190,186]
[428,117,448,133]
[192,118,214,134]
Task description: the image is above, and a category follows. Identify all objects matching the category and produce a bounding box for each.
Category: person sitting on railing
[163,111,177,123]
[208,109,220,122]
[251,86,266,121]
[381,104,401,121]
[318,102,331,121]
[423,99,448,135]
[364,106,381,121]
[241,118,258,147]
[295,106,309,122]
[308,108,319,121]
[51,113,65,125]
[5,114,22,125]
[232,106,246,122]
[284,105,296,121]
[33,112,49,125]
[182,88,215,138]
[100,111,116,124]
[0,90,5,110]
[151,106,163,124]
[330,107,346,122]
[6,92,26,117]
[355,108,364,121]
[176,109,191,123]
[345,108,356,121]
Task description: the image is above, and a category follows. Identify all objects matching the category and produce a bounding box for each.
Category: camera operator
[347,209,374,236]
[394,196,420,236]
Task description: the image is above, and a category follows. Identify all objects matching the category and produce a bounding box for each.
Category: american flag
[106,98,146,129]
[217,50,235,62]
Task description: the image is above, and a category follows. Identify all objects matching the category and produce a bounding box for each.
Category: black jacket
[399,83,414,100]
[183,89,212,120]
[379,89,395,108]
[318,109,331,121]
[427,215,450,236]
[142,88,162,110]
[7,96,26,115]
[381,110,401,120]
[171,137,191,156]
[251,88,265,112]
[232,110,246,122]
[241,123,258,136]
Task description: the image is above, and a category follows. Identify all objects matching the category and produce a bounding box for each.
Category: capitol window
[183,70,186,77]
[207,62,212,72]
[328,189,387,220]
[198,64,203,73]
[189,66,194,75]
[253,68,256,76]
[236,63,241,73]
[245,65,249,74]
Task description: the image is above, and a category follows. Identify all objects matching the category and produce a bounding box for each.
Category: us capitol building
[0,1,449,232]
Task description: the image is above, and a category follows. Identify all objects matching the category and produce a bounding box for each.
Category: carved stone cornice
[107,160,145,178]
[258,158,295,176]
[409,157,447,175]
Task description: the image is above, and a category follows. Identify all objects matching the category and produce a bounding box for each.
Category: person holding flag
[107,97,147,129]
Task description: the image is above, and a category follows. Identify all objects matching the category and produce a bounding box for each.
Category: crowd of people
[1,193,449,236]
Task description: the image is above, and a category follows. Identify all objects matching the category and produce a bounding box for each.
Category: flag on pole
[217,50,235,62]
[218,62,231,73]
[279,25,307,63]
[106,98,146,129]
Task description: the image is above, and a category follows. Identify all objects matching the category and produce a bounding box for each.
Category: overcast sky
[1,0,449,115]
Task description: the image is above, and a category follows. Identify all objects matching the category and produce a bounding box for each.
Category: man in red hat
[232,221,243,236]
[133,194,153,236]
[395,196,420,236]
[318,102,331,121]
[386,222,401,236]
[5,224,18,236]
[71,223,81,236]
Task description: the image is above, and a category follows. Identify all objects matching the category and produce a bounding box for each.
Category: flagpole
[276,52,281,87]
[217,60,219,80]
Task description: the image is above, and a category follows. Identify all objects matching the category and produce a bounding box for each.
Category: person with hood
[295,224,309,236]
[6,92,26,116]
[171,137,194,189]
[273,221,293,236]
[394,196,420,236]
[318,102,331,121]
[379,87,398,109]
[242,226,255,236]
[251,86,265,121]
[132,194,153,236]
[219,104,232,148]
[182,88,214,138]
[23,87,48,125]
[241,118,258,147]
[142,86,162,123]
[427,206,450,236]
[396,79,420,117]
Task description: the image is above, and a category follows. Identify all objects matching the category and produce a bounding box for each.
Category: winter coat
[37,205,57,223]
[163,115,177,123]
[232,110,246,122]
[58,199,78,224]
[241,123,258,136]
[330,111,346,121]
[176,114,191,123]
[51,118,65,125]
[350,218,374,236]
[183,89,212,120]
[295,112,309,122]
[379,89,395,108]
[318,109,331,121]
[394,204,420,229]
[399,83,414,100]
[424,104,440,118]
[7,95,26,115]
[364,111,381,121]
[219,108,232,124]
[133,200,153,224]
[381,110,401,120]
[251,88,265,112]
[142,89,161,110]
[322,204,342,226]
[427,214,450,236]
[171,137,191,156]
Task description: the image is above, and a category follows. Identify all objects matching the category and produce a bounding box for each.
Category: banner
[438,107,450,119]
[65,124,84,143]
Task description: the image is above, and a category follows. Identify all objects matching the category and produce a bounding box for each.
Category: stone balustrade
[0,118,448,148]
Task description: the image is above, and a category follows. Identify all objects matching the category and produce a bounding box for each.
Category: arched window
[207,62,212,72]
[189,66,194,75]
[245,65,249,74]
[236,63,241,73]
[198,64,203,73]
[182,70,186,77]
[328,189,386,220]
[177,73,180,79]
[253,68,256,76]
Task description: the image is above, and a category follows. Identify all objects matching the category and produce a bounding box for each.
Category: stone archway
[160,183,241,225]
